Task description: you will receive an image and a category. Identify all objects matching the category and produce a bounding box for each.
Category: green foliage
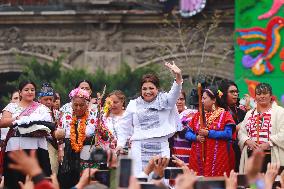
[237,0,257,13]
[4,57,172,105]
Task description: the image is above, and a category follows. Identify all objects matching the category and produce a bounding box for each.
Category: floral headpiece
[69,87,90,101]
[217,90,223,98]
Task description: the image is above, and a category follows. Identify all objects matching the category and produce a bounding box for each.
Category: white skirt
[131,136,170,176]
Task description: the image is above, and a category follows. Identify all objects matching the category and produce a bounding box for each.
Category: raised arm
[164,62,182,85]
[164,62,183,107]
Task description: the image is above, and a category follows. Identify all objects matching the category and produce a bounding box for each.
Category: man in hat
[38,82,59,175]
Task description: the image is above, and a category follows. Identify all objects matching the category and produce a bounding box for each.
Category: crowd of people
[0,62,284,189]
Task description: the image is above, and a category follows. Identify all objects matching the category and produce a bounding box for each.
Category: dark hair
[180,90,186,103]
[53,92,61,101]
[18,80,37,91]
[140,74,160,89]
[75,80,93,91]
[203,86,226,109]
[218,80,240,109]
[255,82,272,95]
[188,88,198,107]
[10,90,19,100]
[108,90,127,108]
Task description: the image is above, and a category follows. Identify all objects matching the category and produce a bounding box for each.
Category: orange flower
[70,112,88,153]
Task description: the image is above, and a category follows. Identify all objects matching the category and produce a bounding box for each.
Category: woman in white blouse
[0,81,53,189]
[103,90,126,141]
[116,62,182,176]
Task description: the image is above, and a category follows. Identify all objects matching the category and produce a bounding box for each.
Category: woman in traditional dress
[116,62,182,176]
[0,80,54,189]
[57,88,110,189]
[185,86,235,176]
[238,83,284,173]
[219,81,246,172]
[60,80,97,115]
[169,90,197,166]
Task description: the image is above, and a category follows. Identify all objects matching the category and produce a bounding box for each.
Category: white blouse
[3,102,52,152]
[117,81,182,147]
[103,113,124,139]
[60,109,97,139]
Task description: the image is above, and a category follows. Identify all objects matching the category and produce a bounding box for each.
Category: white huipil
[3,102,52,152]
[117,81,182,176]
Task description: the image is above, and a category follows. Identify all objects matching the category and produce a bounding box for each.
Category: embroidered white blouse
[103,113,124,139]
[59,109,97,139]
[117,81,182,147]
[3,102,52,152]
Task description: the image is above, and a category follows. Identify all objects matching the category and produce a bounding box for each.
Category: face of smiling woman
[141,82,158,102]
[20,84,36,102]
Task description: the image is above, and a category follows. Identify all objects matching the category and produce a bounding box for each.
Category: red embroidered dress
[189,109,235,176]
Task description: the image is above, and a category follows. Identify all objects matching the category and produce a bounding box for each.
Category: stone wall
[0,2,234,80]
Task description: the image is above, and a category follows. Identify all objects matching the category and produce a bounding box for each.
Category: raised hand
[245,149,265,181]
[172,155,190,174]
[153,157,169,177]
[165,61,181,75]
[265,163,280,189]
[164,61,182,84]
[8,150,42,177]
[224,170,237,189]
[175,169,197,189]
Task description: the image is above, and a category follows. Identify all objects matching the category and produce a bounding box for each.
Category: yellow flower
[103,97,113,116]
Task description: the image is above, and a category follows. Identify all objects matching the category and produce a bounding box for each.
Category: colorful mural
[235,0,284,105]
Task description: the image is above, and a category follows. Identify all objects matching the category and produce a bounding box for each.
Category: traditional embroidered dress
[238,102,284,173]
[170,109,197,165]
[186,108,235,176]
[239,108,272,172]
[58,108,110,189]
[117,81,181,176]
[245,109,272,144]
[2,102,53,189]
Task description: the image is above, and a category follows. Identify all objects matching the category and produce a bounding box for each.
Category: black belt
[64,137,94,145]
[13,130,49,138]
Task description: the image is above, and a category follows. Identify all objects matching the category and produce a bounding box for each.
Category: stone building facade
[0,0,234,83]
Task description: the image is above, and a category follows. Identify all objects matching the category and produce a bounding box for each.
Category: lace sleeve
[3,103,18,114]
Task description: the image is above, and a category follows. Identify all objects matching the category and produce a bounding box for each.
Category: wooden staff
[197,83,205,162]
